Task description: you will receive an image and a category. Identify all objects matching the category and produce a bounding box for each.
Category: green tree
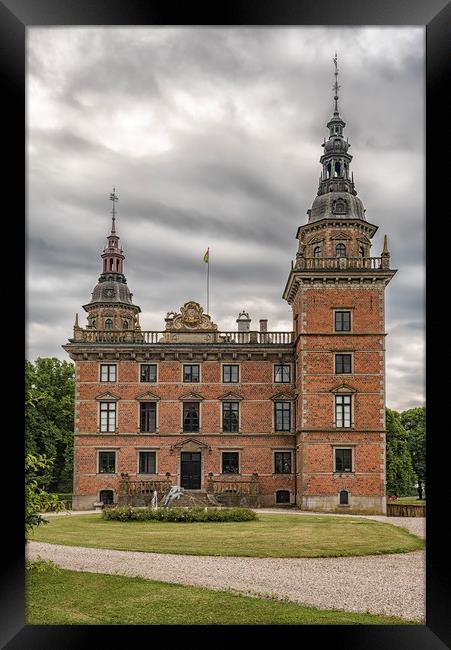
[25,358,75,492]
[385,408,416,497]
[25,453,63,533]
[401,407,426,500]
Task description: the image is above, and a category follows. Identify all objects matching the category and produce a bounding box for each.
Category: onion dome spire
[305,54,367,223]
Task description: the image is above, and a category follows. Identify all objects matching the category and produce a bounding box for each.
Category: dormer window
[105,318,113,330]
[335,243,346,258]
[313,246,322,258]
[359,246,365,258]
[123,320,129,330]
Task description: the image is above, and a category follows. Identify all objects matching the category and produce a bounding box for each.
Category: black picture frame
[4,0,450,647]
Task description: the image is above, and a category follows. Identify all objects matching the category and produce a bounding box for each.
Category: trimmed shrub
[102,506,258,523]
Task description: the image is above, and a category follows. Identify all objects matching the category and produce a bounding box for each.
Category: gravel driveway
[27,540,425,621]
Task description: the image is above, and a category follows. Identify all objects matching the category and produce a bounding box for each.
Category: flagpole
[207,251,210,315]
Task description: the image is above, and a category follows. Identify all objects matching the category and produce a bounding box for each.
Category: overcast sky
[26,27,425,412]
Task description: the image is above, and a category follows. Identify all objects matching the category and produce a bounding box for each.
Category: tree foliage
[25,453,63,533]
[400,407,426,499]
[25,358,75,492]
[385,408,416,497]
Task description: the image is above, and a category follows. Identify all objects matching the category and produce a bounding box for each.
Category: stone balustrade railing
[74,330,295,344]
[296,256,390,270]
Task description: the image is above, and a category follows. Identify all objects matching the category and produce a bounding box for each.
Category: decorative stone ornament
[166,301,218,331]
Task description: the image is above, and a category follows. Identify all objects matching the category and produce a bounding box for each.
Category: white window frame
[99,401,117,433]
[273,363,292,384]
[334,394,352,428]
[100,363,117,382]
[221,363,240,384]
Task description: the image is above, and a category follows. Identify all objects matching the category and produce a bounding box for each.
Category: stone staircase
[163,489,221,508]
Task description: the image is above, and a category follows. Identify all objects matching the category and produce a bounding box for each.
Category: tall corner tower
[74,188,141,338]
[283,55,396,514]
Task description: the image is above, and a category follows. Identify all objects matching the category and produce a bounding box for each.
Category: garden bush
[102,506,258,523]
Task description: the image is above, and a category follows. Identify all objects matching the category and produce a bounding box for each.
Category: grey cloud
[27,27,425,412]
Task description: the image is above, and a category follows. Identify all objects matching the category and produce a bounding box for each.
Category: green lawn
[26,562,418,625]
[392,497,426,506]
[29,513,424,558]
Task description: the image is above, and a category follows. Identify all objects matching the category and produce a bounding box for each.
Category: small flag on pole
[203,247,209,263]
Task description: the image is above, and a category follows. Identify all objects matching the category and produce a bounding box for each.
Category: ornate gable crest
[166,301,218,331]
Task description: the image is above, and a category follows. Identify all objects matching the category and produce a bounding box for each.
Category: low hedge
[102,506,258,523]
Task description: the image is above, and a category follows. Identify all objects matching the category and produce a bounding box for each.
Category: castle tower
[76,188,141,336]
[283,55,396,514]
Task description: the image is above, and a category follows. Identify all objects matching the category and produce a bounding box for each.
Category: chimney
[259,319,268,333]
[236,310,251,332]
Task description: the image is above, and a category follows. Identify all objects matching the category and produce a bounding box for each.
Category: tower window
[334,311,351,332]
[313,246,321,259]
[335,354,352,374]
[359,246,365,258]
[335,243,346,257]
[335,395,352,428]
[123,320,129,330]
[105,318,113,330]
[335,448,353,473]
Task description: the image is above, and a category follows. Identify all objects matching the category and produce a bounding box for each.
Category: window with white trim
[100,364,116,382]
[100,401,116,432]
[335,395,351,428]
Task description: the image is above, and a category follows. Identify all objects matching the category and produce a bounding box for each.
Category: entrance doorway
[180,451,201,489]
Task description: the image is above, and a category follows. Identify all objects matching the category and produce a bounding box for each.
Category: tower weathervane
[109,187,119,232]
[333,52,340,115]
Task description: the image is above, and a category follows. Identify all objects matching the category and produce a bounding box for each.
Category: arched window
[91,318,96,329]
[313,246,321,258]
[339,490,349,505]
[100,490,114,505]
[359,246,365,258]
[123,320,129,330]
[335,243,346,258]
[105,318,113,330]
[326,163,332,179]
[334,161,341,177]
[110,259,114,270]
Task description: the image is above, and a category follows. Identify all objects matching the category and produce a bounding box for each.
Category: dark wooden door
[180,452,201,489]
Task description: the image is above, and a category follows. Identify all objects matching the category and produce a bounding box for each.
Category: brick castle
[64,61,396,513]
